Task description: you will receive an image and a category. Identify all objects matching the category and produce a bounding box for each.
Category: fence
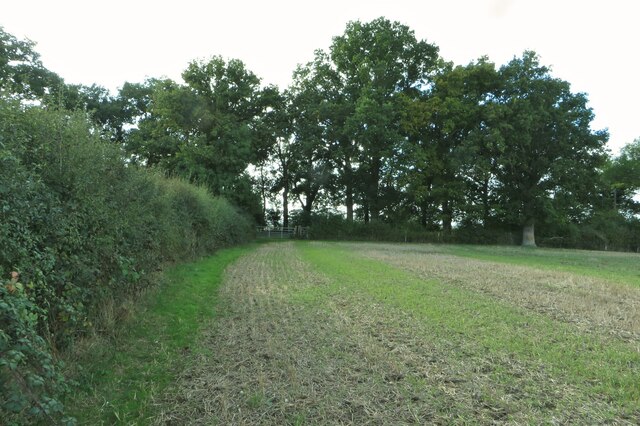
[256,226,309,239]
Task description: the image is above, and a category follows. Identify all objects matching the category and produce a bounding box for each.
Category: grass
[64,244,256,424]
[439,243,640,287]
[340,242,640,341]
[155,241,640,424]
[65,240,640,424]
[339,241,640,287]
[297,242,640,416]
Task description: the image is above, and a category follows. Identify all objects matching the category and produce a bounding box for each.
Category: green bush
[0,98,252,423]
[536,211,640,252]
[308,212,640,251]
[0,272,72,425]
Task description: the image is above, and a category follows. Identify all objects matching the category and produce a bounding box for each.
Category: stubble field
[153,242,640,425]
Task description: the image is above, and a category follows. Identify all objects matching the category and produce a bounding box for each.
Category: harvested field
[341,242,640,340]
[154,242,640,425]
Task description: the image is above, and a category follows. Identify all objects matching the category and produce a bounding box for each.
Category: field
[144,241,639,425]
[149,243,640,425]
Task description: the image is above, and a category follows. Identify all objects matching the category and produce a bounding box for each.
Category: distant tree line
[4,18,639,250]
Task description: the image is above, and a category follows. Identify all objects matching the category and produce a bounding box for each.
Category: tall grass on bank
[0,98,252,423]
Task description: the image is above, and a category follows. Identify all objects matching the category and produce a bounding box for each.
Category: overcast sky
[3,0,638,152]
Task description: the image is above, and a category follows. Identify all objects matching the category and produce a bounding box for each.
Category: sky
[3,0,639,153]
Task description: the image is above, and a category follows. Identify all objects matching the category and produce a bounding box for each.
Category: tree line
[2,16,639,422]
[3,18,639,249]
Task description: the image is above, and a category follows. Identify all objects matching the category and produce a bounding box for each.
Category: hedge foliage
[306,214,518,245]
[0,98,252,423]
[307,212,640,251]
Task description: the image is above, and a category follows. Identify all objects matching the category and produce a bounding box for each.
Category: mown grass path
[65,245,255,424]
[155,242,640,425]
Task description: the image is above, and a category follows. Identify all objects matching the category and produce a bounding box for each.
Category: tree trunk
[280,156,289,228]
[442,199,452,232]
[345,163,354,222]
[282,188,289,228]
[368,157,381,221]
[370,205,380,221]
[522,219,536,247]
[421,180,433,228]
[259,168,267,224]
[302,204,312,227]
[420,203,427,227]
[301,188,318,227]
[345,184,354,222]
[363,201,370,224]
[481,177,490,225]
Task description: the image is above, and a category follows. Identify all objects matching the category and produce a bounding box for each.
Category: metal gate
[256,226,309,239]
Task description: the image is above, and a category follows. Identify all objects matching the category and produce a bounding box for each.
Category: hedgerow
[306,212,640,250]
[0,98,252,423]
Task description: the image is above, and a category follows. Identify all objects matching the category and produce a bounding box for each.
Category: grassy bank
[64,244,256,424]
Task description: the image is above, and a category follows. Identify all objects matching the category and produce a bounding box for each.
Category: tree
[328,17,440,222]
[123,78,183,166]
[52,83,136,142]
[286,52,354,222]
[256,88,294,227]
[289,99,334,226]
[604,137,640,214]
[0,25,154,144]
[176,56,264,194]
[495,51,608,246]
[0,26,62,100]
[399,58,502,231]
[284,59,339,226]
[124,57,273,217]
[0,27,158,146]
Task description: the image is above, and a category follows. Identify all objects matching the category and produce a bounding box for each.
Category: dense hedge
[307,213,640,251]
[536,212,640,252]
[0,98,252,423]
[306,214,518,245]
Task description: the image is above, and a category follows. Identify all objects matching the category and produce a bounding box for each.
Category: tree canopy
[0,26,62,99]
[4,19,636,249]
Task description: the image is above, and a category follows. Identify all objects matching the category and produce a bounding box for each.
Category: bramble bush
[0,98,252,423]
[0,272,73,425]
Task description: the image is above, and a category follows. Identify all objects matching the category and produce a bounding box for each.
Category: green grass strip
[297,242,640,413]
[438,244,640,287]
[65,244,256,425]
